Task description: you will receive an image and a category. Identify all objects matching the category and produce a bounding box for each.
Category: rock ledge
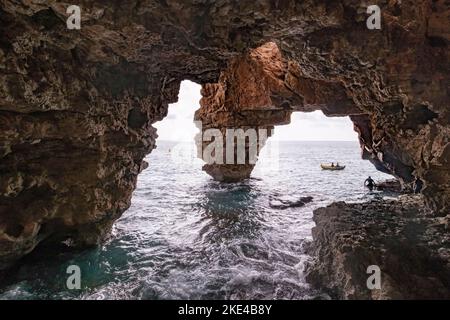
[306,195,450,299]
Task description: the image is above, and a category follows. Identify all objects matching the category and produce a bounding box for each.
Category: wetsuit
[365,178,375,190]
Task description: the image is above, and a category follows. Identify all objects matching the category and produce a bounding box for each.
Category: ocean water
[0,141,393,300]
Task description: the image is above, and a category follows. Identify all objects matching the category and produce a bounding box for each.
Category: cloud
[164,114,177,120]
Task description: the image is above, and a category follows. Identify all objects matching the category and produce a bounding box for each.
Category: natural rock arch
[194,41,448,211]
[0,0,448,269]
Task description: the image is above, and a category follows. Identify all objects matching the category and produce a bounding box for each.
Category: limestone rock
[306,195,450,299]
[0,0,448,268]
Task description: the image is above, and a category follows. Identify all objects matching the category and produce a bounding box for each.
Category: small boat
[321,163,346,170]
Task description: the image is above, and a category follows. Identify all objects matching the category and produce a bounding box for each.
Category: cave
[0,1,449,299]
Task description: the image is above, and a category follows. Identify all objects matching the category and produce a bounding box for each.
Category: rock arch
[0,0,448,268]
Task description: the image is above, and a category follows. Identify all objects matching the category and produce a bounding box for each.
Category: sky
[154,81,359,142]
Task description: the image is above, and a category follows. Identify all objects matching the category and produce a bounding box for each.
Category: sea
[0,141,394,299]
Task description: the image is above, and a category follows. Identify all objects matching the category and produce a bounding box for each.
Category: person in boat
[336,162,340,167]
[364,176,375,190]
[331,162,335,167]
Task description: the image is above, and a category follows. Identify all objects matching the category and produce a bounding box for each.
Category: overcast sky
[154,81,359,142]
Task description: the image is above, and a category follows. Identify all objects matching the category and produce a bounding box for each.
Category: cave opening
[115,79,395,299]
[110,80,397,300]
[147,79,393,194]
[1,1,448,300]
[154,80,202,144]
[145,74,397,190]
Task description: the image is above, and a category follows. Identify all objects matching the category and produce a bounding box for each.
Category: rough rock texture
[306,195,450,299]
[0,1,449,268]
[375,178,403,192]
[195,42,292,181]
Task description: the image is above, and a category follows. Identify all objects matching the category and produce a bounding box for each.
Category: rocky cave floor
[305,193,450,299]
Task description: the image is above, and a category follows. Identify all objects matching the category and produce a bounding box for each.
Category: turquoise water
[0,141,393,299]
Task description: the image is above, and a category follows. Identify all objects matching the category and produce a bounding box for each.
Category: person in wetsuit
[365,176,375,190]
[414,178,423,194]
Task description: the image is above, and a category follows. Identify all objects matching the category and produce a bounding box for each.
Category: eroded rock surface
[306,195,450,299]
[0,0,449,268]
[195,42,292,181]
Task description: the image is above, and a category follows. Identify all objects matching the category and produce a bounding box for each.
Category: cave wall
[0,0,449,268]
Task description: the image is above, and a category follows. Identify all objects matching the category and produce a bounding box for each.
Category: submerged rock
[306,195,450,299]
[269,196,313,210]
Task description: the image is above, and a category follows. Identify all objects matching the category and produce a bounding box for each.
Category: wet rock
[269,196,313,210]
[195,43,293,182]
[306,195,450,299]
[375,179,404,193]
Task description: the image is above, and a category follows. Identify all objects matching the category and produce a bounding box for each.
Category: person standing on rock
[365,176,375,191]
[414,178,423,194]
